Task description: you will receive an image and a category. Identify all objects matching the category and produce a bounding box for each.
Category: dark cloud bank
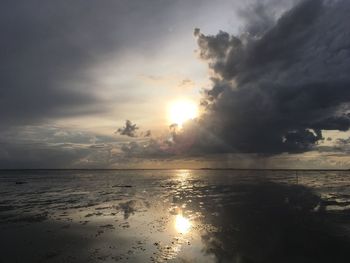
[193,0,350,154]
[0,0,198,126]
[0,0,115,125]
[127,0,350,159]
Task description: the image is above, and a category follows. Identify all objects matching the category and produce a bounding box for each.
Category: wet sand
[0,170,350,262]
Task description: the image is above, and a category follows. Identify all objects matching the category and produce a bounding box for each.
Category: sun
[168,100,198,127]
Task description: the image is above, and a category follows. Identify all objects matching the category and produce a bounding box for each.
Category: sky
[1,0,350,169]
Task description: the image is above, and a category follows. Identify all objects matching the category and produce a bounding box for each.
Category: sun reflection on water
[173,170,193,234]
[175,214,191,234]
[177,169,190,178]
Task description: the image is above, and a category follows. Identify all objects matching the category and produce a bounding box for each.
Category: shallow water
[0,169,350,262]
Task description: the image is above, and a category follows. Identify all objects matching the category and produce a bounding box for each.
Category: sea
[0,169,350,262]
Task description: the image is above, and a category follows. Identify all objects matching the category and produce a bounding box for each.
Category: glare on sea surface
[177,169,190,179]
[168,100,198,127]
[175,214,191,234]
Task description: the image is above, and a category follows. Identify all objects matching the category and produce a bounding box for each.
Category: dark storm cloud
[236,0,301,37]
[187,0,350,154]
[116,120,139,138]
[0,0,207,126]
[0,0,116,124]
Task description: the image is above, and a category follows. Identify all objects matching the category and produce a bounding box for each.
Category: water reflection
[176,169,190,187]
[177,169,190,177]
[1,170,350,262]
[169,172,350,263]
[175,214,191,234]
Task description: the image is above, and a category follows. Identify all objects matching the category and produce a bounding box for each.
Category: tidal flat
[0,169,350,262]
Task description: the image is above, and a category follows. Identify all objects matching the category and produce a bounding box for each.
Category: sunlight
[168,100,198,127]
[177,169,190,178]
[175,214,191,234]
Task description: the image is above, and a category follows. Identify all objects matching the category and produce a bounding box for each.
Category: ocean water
[0,169,350,262]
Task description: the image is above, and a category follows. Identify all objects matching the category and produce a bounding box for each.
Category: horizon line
[0,168,349,171]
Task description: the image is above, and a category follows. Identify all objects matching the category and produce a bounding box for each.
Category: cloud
[0,125,127,169]
[187,0,350,154]
[178,78,195,89]
[1,0,350,168]
[0,0,212,126]
[317,136,350,155]
[0,141,89,169]
[96,0,350,165]
[144,130,152,137]
[337,137,350,145]
[116,120,139,137]
[0,0,121,125]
